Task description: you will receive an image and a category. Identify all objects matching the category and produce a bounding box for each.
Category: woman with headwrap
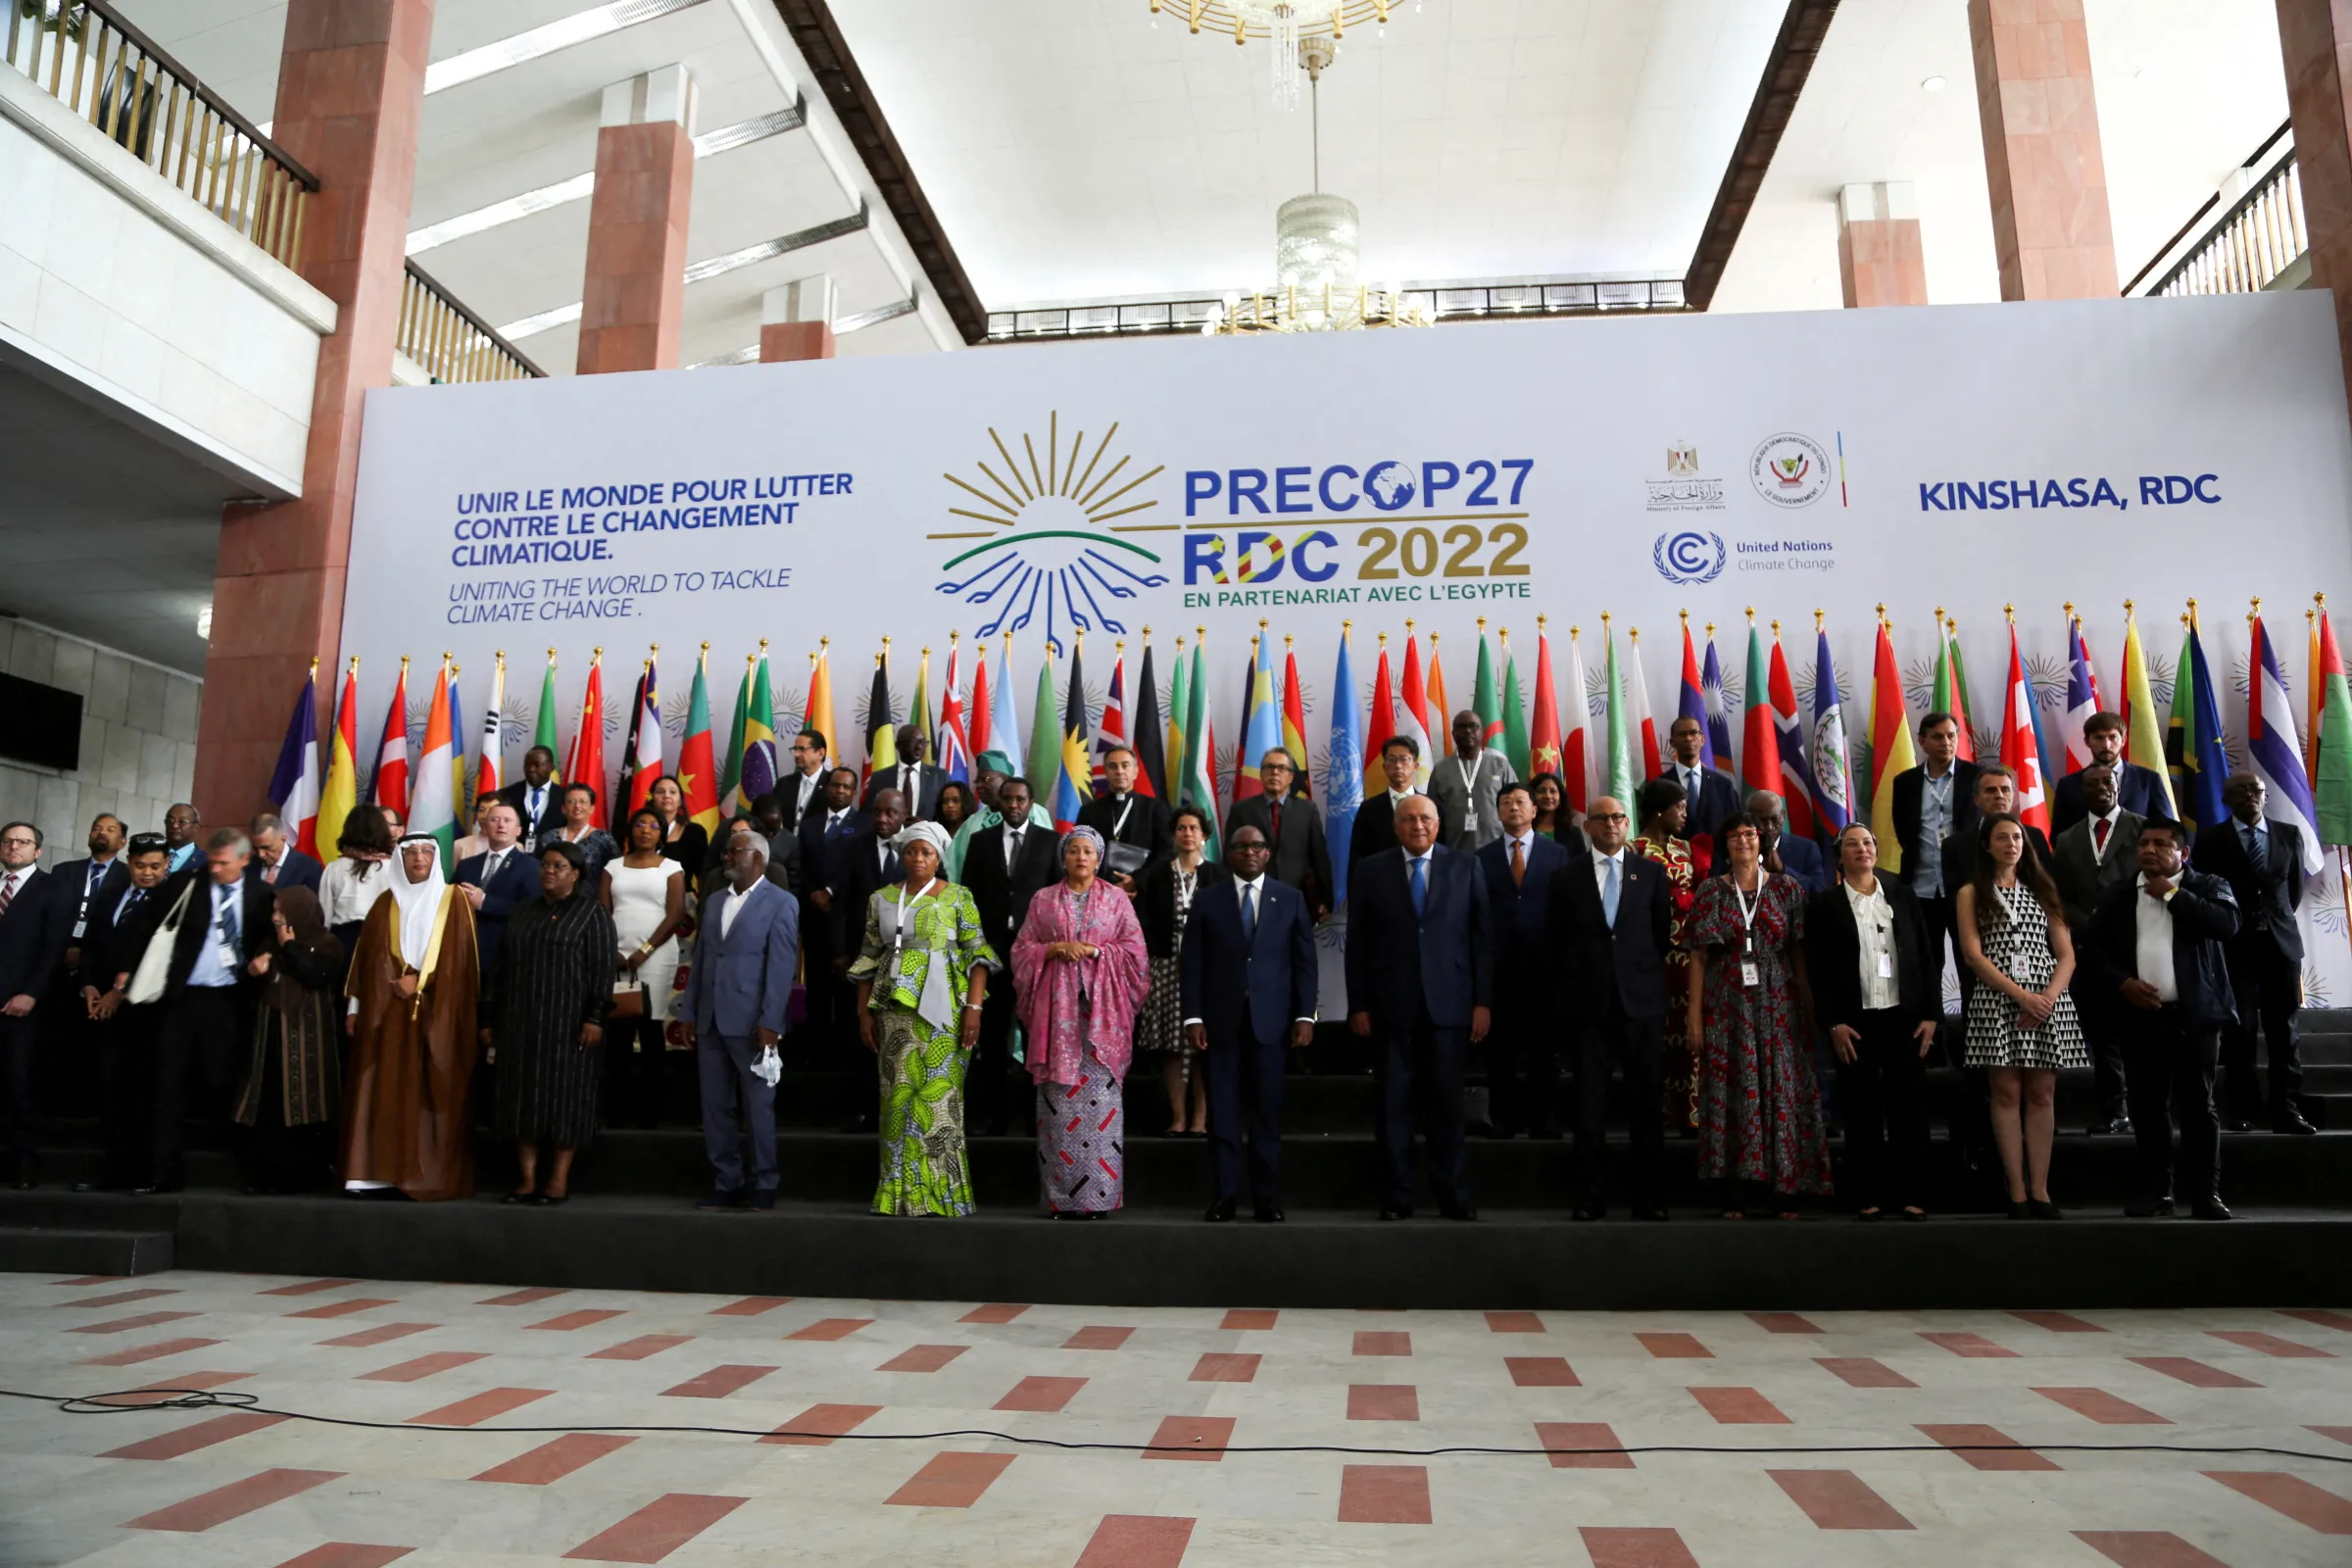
[1011,824,1152,1218]
[849,820,999,1216]
[489,840,618,1205]
[232,885,343,1193]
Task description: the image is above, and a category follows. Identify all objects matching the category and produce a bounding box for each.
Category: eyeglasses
[1590,812,1628,823]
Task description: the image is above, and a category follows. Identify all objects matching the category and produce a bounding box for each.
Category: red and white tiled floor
[3,1269,2349,1565]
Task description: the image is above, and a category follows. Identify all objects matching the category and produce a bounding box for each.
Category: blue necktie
[1241,884,1257,941]
[1408,856,1427,918]
[218,889,240,957]
[2244,823,2262,862]
[1601,856,1621,929]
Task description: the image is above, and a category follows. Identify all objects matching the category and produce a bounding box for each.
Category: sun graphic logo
[934,414,1171,654]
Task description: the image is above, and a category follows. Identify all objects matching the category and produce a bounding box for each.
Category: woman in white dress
[318,805,397,979]
[600,808,686,1129]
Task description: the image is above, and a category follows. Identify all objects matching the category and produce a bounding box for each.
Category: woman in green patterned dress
[850,820,1000,1215]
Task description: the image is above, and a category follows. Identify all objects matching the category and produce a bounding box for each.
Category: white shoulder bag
[124,881,198,1005]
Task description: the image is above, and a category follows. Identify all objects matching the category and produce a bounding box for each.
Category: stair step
[0,1225,173,1275]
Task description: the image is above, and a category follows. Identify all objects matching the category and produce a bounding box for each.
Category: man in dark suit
[2051,711,2168,834]
[1477,782,1572,1138]
[960,776,1058,1135]
[865,724,945,821]
[163,803,202,873]
[71,834,172,1192]
[1348,736,1423,872]
[493,746,565,850]
[1656,714,1741,848]
[2053,764,2143,1136]
[797,766,868,1049]
[1078,745,1172,894]
[1939,764,2056,891]
[707,797,798,893]
[2088,816,2240,1219]
[2192,772,2315,1134]
[1182,825,1317,1222]
[0,822,69,1188]
[680,834,800,1210]
[453,803,539,982]
[51,812,128,978]
[1891,711,1980,991]
[1345,794,1491,1221]
[138,828,276,1194]
[829,788,906,1132]
[1226,749,1333,918]
[245,812,323,895]
[1545,793,1676,1220]
[46,812,128,1123]
[777,729,831,834]
[1744,790,1831,895]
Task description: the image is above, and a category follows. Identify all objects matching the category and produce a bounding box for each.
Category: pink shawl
[1010,881,1152,1087]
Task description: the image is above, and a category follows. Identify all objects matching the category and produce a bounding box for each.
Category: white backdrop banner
[345,291,2352,997]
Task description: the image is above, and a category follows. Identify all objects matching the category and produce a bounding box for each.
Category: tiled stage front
[2,1269,2348,1565]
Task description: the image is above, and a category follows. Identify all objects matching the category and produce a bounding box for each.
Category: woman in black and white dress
[1135,806,1224,1137]
[1958,812,2085,1220]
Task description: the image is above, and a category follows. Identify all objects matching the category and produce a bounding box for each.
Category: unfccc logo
[1653,530,1726,585]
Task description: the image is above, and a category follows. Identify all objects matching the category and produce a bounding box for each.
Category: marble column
[576,66,697,374]
[1966,0,2120,299]
[2278,0,2352,413]
[760,273,837,362]
[1838,182,1929,307]
[194,0,433,825]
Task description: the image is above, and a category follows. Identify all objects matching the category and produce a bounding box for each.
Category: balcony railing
[2127,122,2307,300]
[985,278,1688,341]
[399,262,546,382]
[5,0,316,272]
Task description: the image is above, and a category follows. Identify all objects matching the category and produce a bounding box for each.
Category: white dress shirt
[1844,878,1896,1010]
[2089,806,2123,864]
[1591,847,1626,898]
[2134,872,2179,1002]
[719,877,761,940]
[794,768,823,817]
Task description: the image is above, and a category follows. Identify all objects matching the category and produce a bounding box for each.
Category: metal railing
[2127,121,2308,299]
[398,262,546,382]
[985,278,1688,341]
[5,0,316,271]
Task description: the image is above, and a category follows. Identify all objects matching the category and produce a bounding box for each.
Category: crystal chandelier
[1148,1,1402,109]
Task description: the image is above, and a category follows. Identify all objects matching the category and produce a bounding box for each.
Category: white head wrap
[388,837,448,963]
[892,820,952,863]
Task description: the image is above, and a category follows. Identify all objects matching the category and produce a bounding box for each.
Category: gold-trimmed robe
[338,889,480,1200]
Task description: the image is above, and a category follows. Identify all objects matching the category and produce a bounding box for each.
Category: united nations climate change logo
[1653,529,1726,585]
[1749,432,1834,509]
[934,414,1169,654]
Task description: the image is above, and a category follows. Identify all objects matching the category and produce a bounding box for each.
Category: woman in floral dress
[1687,812,1834,1217]
[849,821,999,1216]
[1632,778,1700,1134]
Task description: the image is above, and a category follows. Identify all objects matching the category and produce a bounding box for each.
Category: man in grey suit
[1428,710,1516,853]
[680,834,800,1210]
[2053,763,2141,1136]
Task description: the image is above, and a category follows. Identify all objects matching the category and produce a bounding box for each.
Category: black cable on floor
[7,1387,2349,1465]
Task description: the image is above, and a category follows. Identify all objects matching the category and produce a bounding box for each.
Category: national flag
[1230,645,1256,807]
[1498,630,1530,780]
[1027,642,1060,800]
[1869,613,1917,872]
[446,662,468,824]
[720,654,753,814]
[1808,619,1852,837]
[1700,626,1733,772]
[1237,631,1282,802]
[1093,645,1128,789]
[2118,603,2177,817]
[909,646,933,759]
[1472,624,1505,754]
[737,648,778,811]
[370,657,411,818]
[532,650,561,782]
[1281,639,1311,798]
[679,649,720,834]
[1165,637,1192,806]
[1559,625,1593,813]
[1181,639,1218,843]
[617,663,646,813]
[1740,613,1782,800]
[1061,637,1094,817]
[412,659,457,870]
[1396,630,1433,787]
[2309,607,2325,786]
[2249,611,2325,873]
[1935,614,1978,761]
[317,659,360,860]
[1624,627,1661,782]
[267,662,322,858]
[938,640,972,785]
[2314,604,2352,846]
[1677,615,1707,751]
[1767,623,1815,840]
[1600,619,1637,810]
[2062,613,2103,774]
[865,650,898,784]
[627,654,662,814]
[475,653,507,806]
[564,653,608,828]
[966,641,993,769]
[2166,608,2230,831]
[992,639,1024,780]
[1426,635,1450,750]
[1529,620,1564,787]
[2000,618,2050,835]
[1134,640,1167,800]
[1362,636,1396,794]
[1328,627,1364,904]
[805,642,836,766]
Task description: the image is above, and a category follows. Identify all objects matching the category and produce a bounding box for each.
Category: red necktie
[2093,818,2110,855]
[1510,839,1525,887]
[0,874,13,915]
[1268,799,1281,847]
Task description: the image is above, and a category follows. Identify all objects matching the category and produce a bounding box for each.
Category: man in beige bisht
[340,835,480,1200]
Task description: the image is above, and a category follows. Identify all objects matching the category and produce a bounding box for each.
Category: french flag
[2249,612,2326,874]
[269,665,323,858]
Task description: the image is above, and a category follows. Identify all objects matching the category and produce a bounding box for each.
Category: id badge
[1740,959,1760,988]
[1877,952,1894,979]
[218,942,240,971]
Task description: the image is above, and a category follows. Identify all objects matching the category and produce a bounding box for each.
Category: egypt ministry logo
[934,414,1169,654]
[1749,432,1834,509]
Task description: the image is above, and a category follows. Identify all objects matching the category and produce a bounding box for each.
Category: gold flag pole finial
[1771,619,1782,637]
[1538,613,1547,632]
[1744,606,1755,624]
[1679,608,1689,628]
[1600,611,1613,627]
[2317,592,2329,609]
[1704,620,1715,638]
[2003,604,2015,622]
[2250,596,2262,618]
[1477,615,1488,635]
[308,656,318,675]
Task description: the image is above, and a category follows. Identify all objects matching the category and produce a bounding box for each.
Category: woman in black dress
[646,774,709,896]
[234,886,343,1193]
[489,842,617,1205]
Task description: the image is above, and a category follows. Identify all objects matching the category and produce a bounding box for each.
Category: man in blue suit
[1477,783,1571,1138]
[681,834,800,1210]
[245,813,323,896]
[453,803,539,982]
[2052,712,2168,835]
[1745,791,1831,895]
[1345,795,1492,1221]
[1181,825,1317,1223]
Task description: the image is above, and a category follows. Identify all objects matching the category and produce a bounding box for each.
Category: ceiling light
[1153,2,1406,107]
[424,0,710,97]
[1921,74,1946,92]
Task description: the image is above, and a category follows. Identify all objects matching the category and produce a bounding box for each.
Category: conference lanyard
[890,878,940,960]
[1112,796,1137,838]
[1732,876,1761,987]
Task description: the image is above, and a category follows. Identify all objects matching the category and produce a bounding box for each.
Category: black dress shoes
[2124,1197,2176,1218]
[2274,1113,2319,1136]
[1378,1204,1412,1221]
[2223,1113,2257,1133]
[1204,1197,1238,1223]
[1254,1204,1285,1224]
[2191,1199,2235,1221]
[1441,1205,1478,1222]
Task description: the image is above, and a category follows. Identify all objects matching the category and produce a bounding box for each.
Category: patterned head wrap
[1060,824,1105,866]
